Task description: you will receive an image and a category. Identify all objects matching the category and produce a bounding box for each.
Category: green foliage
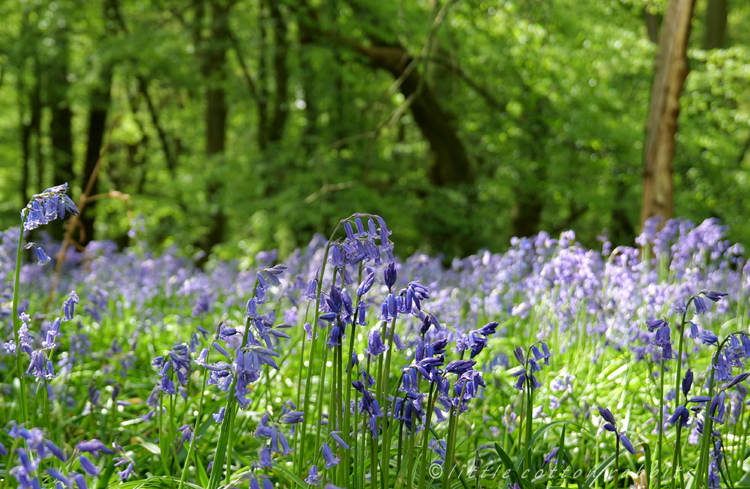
[0,0,749,259]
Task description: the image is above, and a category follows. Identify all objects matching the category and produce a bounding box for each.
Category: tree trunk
[640,0,696,229]
[197,0,233,260]
[268,1,288,143]
[80,0,120,244]
[703,0,728,49]
[644,7,660,43]
[80,72,112,244]
[49,25,75,240]
[297,0,319,157]
[49,24,74,186]
[359,44,473,186]
[31,58,43,191]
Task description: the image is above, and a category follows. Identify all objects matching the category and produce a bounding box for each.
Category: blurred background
[0,0,748,262]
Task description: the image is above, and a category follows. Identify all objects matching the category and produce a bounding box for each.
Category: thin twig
[45,114,121,311]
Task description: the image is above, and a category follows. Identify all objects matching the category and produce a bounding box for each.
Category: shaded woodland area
[0,0,749,260]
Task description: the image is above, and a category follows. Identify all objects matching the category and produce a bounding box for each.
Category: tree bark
[268,1,289,143]
[640,0,696,229]
[358,43,473,186]
[644,7,660,43]
[197,0,233,260]
[49,24,74,189]
[703,0,728,49]
[49,24,75,240]
[80,0,122,244]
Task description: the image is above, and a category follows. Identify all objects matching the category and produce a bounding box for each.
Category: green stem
[178,341,212,489]
[380,317,398,488]
[670,299,692,489]
[12,213,28,424]
[416,383,437,489]
[614,436,620,489]
[655,358,665,489]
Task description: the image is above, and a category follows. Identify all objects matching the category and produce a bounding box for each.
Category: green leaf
[195,453,209,488]
[515,420,583,470]
[641,442,651,489]
[583,449,628,489]
[274,464,309,489]
[493,442,532,489]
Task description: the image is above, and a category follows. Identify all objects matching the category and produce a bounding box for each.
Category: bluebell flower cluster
[598,406,636,454]
[21,183,79,231]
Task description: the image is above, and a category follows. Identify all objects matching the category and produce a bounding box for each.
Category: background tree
[0,0,748,261]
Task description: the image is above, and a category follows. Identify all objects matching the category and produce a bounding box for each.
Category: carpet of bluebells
[1,184,749,489]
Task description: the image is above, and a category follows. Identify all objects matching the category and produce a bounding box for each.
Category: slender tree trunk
[49,25,75,240]
[511,98,548,238]
[31,58,43,191]
[257,0,269,152]
[645,7,660,43]
[640,0,696,228]
[49,24,74,184]
[703,0,728,49]
[80,72,112,244]
[297,0,319,157]
[80,0,120,244]
[197,0,233,260]
[268,1,288,143]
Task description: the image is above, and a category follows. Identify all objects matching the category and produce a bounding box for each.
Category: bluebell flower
[597,406,635,454]
[445,360,475,375]
[384,262,397,291]
[76,439,114,455]
[694,296,709,314]
[259,447,273,468]
[698,330,719,346]
[321,443,339,469]
[709,391,726,424]
[24,243,51,266]
[79,455,99,476]
[213,407,226,423]
[357,272,376,297]
[647,318,667,332]
[428,438,446,465]
[365,328,389,356]
[21,183,79,231]
[255,414,292,455]
[330,432,349,450]
[702,290,727,303]
[726,372,750,389]
[305,465,322,485]
[542,447,559,467]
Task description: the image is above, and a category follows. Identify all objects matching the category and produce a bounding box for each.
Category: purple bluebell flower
[321,443,339,469]
[79,455,99,476]
[258,447,273,468]
[647,318,668,332]
[384,262,397,291]
[702,290,727,303]
[21,183,79,231]
[597,406,635,454]
[24,243,51,266]
[76,439,114,456]
[357,272,376,297]
[542,447,559,467]
[305,465,322,485]
[366,328,389,356]
[213,407,226,423]
[698,330,719,346]
[694,296,709,314]
[727,372,750,389]
[330,432,349,450]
